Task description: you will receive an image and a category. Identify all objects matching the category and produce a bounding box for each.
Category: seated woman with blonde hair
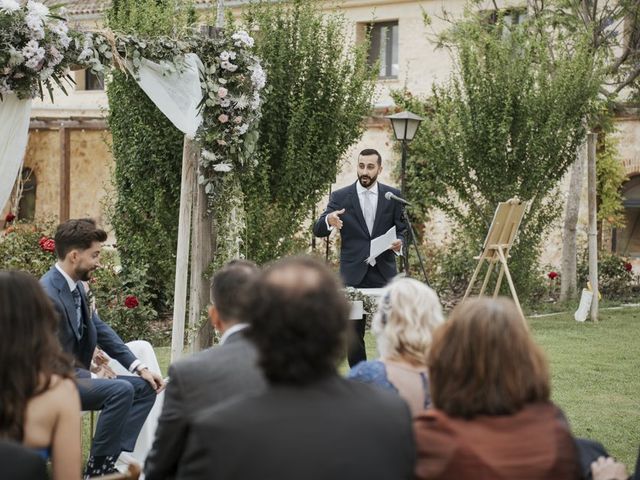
[0,270,81,480]
[414,297,580,480]
[347,277,444,416]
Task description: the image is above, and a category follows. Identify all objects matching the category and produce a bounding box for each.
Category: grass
[121,308,640,469]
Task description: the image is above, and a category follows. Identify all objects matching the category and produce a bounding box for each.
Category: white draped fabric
[129,53,204,138]
[0,94,32,213]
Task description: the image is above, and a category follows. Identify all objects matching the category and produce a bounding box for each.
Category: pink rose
[218,114,229,124]
[217,87,228,98]
[234,116,243,124]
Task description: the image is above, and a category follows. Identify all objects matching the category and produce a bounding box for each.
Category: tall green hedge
[106,0,193,311]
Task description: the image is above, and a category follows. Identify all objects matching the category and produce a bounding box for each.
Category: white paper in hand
[366,226,397,266]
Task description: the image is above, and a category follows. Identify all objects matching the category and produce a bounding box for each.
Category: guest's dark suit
[40,266,156,457]
[313,181,407,365]
[145,329,266,480]
[0,441,48,480]
[176,375,415,480]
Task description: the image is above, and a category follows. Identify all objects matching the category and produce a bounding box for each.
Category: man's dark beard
[77,267,93,282]
[358,174,377,188]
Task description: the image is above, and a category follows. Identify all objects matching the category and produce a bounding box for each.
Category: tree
[393,10,601,300]
[240,0,376,264]
[526,0,640,299]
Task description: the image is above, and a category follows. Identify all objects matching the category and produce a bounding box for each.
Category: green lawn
[154,308,640,467]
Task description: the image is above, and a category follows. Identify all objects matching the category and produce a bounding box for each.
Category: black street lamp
[385,110,423,196]
[385,110,427,284]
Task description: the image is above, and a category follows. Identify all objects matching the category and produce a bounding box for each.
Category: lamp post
[385,110,426,282]
[385,110,423,196]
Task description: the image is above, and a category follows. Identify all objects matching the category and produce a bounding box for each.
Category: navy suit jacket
[40,266,136,377]
[313,181,407,287]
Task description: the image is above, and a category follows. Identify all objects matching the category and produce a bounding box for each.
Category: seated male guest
[40,219,164,477]
[145,260,266,480]
[177,257,415,480]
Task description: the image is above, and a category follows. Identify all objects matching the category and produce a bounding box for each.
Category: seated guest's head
[54,218,107,282]
[428,297,549,419]
[373,277,444,366]
[0,270,73,441]
[208,259,259,334]
[247,256,349,385]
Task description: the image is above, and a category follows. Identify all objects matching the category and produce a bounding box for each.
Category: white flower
[25,56,43,70]
[213,163,233,172]
[0,0,20,13]
[250,91,262,111]
[8,47,24,67]
[39,67,54,80]
[250,64,266,90]
[235,124,249,135]
[201,149,217,162]
[27,0,49,18]
[219,51,230,61]
[22,40,42,59]
[26,14,46,39]
[234,94,249,110]
[228,51,237,60]
[220,61,238,72]
[232,30,254,48]
[51,21,71,48]
[220,98,231,108]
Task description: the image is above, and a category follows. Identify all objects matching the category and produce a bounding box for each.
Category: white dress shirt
[55,263,142,374]
[219,322,249,345]
[326,181,379,231]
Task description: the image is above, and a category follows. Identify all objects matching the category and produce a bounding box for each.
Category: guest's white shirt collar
[219,322,249,345]
[55,263,78,292]
[356,180,378,196]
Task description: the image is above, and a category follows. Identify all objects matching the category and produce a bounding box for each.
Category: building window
[486,8,528,26]
[17,168,36,221]
[367,21,399,79]
[614,175,640,258]
[85,69,105,90]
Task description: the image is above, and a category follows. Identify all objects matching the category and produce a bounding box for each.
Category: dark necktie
[71,287,82,332]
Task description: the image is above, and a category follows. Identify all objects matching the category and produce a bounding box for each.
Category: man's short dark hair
[359,148,382,165]
[247,256,349,385]
[54,218,107,260]
[210,259,259,323]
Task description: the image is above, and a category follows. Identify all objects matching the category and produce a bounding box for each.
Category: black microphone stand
[400,204,430,286]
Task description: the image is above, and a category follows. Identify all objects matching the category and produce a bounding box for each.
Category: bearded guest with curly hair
[177,256,415,480]
[0,270,81,480]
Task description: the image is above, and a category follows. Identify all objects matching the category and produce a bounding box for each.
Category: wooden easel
[463,198,528,324]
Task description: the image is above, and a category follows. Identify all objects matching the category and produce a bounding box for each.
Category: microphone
[384,191,412,206]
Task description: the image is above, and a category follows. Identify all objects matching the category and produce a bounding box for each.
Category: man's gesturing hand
[328,208,346,230]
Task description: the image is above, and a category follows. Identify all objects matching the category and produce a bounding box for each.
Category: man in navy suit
[40,218,164,477]
[313,149,406,367]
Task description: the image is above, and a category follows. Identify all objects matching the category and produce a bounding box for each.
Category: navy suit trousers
[77,375,156,456]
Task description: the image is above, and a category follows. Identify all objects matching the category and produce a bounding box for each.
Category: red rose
[124,295,139,309]
[624,262,633,272]
[548,271,559,280]
[38,236,56,253]
[5,213,15,223]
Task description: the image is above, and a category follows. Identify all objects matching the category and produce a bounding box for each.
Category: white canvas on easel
[462,198,529,324]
